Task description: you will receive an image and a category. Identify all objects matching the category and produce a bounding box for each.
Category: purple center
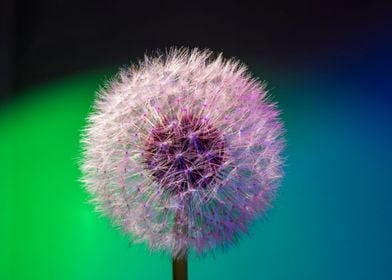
[143,114,226,194]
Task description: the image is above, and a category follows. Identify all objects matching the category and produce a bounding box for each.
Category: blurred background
[1,1,391,279]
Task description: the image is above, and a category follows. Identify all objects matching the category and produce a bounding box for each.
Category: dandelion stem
[172,256,187,280]
[173,207,188,280]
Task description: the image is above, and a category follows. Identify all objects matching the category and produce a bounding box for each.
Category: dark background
[1,0,391,102]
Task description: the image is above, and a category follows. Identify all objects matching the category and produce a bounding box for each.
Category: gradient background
[1,2,391,279]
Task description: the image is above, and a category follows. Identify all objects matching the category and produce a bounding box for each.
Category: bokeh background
[1,1,391,279]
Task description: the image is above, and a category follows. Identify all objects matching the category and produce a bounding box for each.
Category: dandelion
[81,48,284,279]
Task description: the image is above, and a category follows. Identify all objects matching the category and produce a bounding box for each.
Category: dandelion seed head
[81,48,285,258]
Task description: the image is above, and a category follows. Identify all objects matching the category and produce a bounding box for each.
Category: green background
[1,69,391,279]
